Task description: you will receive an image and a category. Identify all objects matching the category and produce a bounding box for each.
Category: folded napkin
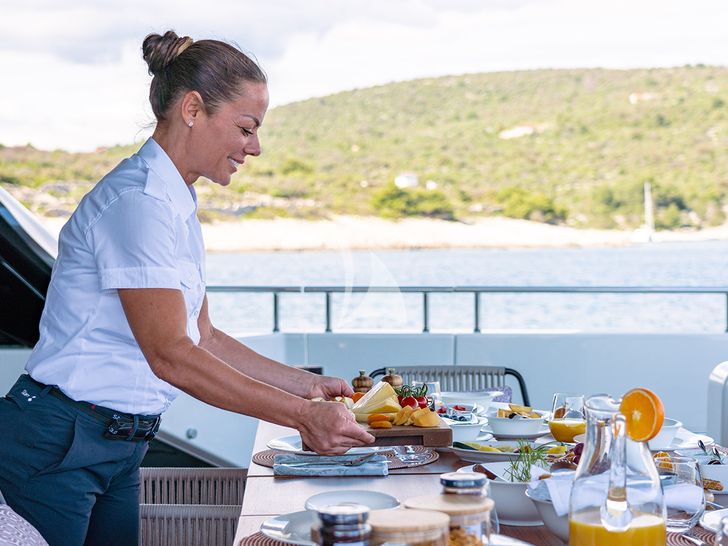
[273,453,389,477]
[529,471,704,517]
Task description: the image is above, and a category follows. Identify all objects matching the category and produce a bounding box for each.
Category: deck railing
[205,285,728,333]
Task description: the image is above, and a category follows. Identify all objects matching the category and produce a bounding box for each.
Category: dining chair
[139,467,246,505]
[138,504,240,546]
[368,365,530,406]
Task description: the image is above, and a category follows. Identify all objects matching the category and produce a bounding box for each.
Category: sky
[2,0,728,152]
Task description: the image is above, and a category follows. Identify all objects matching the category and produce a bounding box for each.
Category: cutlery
[280,452,379,467]
[711,446,724,464]
[698,439,709,456]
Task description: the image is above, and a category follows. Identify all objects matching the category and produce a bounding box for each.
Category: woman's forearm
[152,338,310,427]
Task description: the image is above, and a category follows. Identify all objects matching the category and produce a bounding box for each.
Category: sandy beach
[40,215,728,252]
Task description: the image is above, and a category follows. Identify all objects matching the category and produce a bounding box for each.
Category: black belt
[29,376,161,441]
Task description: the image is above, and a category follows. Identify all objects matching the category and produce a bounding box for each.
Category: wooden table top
[235,420,564,546]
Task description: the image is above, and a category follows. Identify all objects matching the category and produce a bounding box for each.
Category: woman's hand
[296,400,374,455]
[306,375,354,400]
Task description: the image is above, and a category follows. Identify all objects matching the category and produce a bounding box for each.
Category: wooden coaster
[252,447,438,470]
[667,530,714,546]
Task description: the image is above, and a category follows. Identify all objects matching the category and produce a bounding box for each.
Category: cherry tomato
[400,396,418,408]
[415,396,428,409]
[436,406,447,414]
[453,404,467,411]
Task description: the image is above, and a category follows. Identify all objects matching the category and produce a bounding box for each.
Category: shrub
[496,186,567,224]
[371,183,455,220]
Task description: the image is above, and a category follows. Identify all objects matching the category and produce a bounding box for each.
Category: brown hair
[141,30,267,121]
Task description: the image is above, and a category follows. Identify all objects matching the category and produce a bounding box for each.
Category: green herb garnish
[506,440,552,482]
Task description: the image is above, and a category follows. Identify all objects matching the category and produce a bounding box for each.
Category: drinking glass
[393,445,432,465]
[655,455,705,533]
[715,515,728,544]
[548,393,585,443]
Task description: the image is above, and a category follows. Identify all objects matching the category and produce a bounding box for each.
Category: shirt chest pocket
[178,261,203,315]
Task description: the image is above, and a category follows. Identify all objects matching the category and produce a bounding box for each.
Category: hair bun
[142,30,193,75]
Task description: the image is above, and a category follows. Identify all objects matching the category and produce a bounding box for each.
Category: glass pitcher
[568,394,666,546]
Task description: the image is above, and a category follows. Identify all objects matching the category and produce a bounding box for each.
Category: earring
[188,120,194,128]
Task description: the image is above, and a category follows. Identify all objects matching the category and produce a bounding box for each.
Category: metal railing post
[474,292,481,333]
[725,293,728,333]
[423,292,430,333]
[273,292,280,332]
[325,292,332,333]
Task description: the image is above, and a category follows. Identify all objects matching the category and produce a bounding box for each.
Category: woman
[0,30,374,546]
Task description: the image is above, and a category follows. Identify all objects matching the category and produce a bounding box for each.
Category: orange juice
[569,512,666,546]
[549,418,586,443]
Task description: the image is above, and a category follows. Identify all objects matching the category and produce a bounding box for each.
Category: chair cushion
[0,505,49,546]
[485,385,512,403]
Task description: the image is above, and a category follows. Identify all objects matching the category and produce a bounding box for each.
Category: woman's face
[191,82,269,186]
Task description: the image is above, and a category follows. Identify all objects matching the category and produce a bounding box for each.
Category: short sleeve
[87,190,181,290]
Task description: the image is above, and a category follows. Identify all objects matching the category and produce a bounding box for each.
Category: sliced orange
[351,392,365,403]
[619,388,665,442]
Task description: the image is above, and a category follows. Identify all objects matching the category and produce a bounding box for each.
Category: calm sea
[204,241,728,334]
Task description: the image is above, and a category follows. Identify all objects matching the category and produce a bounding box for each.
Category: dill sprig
[506,440,552,482]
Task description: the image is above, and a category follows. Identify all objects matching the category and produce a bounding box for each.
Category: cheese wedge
[351,381,402,415]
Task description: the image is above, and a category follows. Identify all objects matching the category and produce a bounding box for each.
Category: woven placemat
[252,447,438,470]
[239,531,296,546]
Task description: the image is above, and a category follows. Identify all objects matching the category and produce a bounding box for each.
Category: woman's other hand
[297,399,374,455]
[306,375,354,400]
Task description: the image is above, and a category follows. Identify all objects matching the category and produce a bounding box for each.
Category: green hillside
[2,66,727,229]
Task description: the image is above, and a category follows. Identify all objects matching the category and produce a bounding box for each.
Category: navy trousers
[0,375,149,546]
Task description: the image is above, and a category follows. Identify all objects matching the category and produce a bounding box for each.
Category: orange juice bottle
[548,418,586,443]
[570,511,666,546]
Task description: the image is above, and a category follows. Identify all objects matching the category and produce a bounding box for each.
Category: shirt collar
[137,138,196,220]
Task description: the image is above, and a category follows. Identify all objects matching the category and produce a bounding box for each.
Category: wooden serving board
[363,420,452,447]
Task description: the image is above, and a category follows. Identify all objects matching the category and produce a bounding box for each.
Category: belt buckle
[144,415,161,440]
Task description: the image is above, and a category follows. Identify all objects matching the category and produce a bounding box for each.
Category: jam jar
[404,473,496,546]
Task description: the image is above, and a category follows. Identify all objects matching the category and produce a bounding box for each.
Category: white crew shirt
[25,138,206,415]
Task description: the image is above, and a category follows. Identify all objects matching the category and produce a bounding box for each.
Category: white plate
[305,490,399,511]
[700,507,728,533]
[648,429,713,452]
[267,434,382,455]
[482,423,551,440]
[451,440,537,463]
[261,510,318,546]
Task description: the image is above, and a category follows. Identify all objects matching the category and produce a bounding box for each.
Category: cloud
[1,0,727,150]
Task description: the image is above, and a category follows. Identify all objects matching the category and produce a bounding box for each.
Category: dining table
[232,420,564,546]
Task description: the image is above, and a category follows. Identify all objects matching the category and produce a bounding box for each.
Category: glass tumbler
[655,455,705,533]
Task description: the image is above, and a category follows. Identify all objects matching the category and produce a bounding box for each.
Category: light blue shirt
[26,138,206,415]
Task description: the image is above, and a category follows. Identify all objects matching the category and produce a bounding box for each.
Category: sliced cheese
[351,381,402,414]
[354,411,398,423]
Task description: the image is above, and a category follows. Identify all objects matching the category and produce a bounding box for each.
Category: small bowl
[486,411,548,437]
[484,463,543,526]
[698,461,728,492]
[525,490,569,541]
[649,418,683,450]
[441,391,497,413]
[449,421,486,443]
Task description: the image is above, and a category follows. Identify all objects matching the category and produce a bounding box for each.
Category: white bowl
[649,418,682,450]
[525,491,569,541]
[698,462,728,492]
[450,421,486,443]
[467,462,542,526]
[441,391,497,413]
[486,411,548,437]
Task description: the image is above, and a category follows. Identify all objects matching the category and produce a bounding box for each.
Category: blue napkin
[273,453,389,477]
